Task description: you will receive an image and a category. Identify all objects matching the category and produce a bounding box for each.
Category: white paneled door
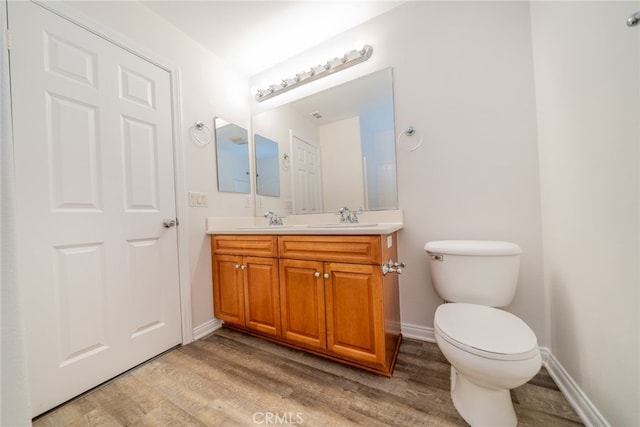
[291,134,322,214]
[9,2,182,416]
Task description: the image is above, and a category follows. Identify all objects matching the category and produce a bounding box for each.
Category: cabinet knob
[323,273,330,279]
[235,264,241,269]
[314,272,320,278]
[240,265,246,270]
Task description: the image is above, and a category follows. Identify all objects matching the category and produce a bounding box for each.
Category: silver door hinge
[5,29,12,50]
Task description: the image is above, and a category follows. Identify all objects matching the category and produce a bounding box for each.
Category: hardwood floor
[34,328,583,426]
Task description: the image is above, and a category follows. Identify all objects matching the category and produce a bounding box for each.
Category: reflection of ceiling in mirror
[217,124,249,155]
[255,135,279,160]
[286,70,391,125]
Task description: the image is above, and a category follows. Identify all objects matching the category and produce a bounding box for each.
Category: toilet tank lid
[424,240,522,256]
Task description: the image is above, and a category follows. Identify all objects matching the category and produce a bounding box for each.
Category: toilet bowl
[434,303,541,427]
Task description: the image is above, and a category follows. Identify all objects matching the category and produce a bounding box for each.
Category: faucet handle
[264,211,285,225]
[349,208,363,223]
[338,206,350,222]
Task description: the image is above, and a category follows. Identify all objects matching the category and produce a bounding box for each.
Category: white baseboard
[192,318,222,341]
[540,347,609,427]
[400,322,436,342]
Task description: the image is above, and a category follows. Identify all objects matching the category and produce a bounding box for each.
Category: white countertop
[206,210,404,236]
[206,222,403,236]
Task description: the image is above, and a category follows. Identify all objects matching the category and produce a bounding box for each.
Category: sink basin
[235,225,292,230]
[306,223,377,229]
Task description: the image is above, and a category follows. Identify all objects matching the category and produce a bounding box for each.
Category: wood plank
[211,235,277,257]
[34,329,585,427]
[279,235,381,264]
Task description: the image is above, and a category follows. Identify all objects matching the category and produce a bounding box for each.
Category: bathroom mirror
[252,67,397,215]
[255,134,280,197]
[214,117,250,194]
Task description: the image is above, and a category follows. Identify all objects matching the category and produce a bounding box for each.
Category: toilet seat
[434,303,539,361]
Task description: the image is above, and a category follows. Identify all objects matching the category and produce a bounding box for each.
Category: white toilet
[424,240,541,427]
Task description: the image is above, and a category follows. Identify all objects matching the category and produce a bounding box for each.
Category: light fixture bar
[255,44,373,102]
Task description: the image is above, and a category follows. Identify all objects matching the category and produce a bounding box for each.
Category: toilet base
[450,366,517,427]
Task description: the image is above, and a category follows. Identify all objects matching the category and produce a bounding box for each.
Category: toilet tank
[424,240,522,307]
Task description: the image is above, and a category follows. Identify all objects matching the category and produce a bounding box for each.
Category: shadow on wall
[549,272,580,374]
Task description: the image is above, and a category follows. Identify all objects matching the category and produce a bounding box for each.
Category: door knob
[163,218,177,228]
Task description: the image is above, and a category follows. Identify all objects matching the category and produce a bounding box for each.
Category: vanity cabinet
[324,262,385,366]
[278,235,393,370]
[279,258,326,350]
[211,236,280,337]
[210,233,402,376]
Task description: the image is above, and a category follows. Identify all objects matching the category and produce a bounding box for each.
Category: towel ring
[190,121,213,146]
[397,125,423,152]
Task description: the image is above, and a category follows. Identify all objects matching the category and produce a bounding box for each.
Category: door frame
[10,0,193,344]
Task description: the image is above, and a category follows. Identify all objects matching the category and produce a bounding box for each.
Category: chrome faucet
[338,206,350,223]
[338,207,363,223]
[264,211,284,226]
[349,208,363,223]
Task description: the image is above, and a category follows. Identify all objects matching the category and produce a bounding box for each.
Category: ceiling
[141,1,404,77]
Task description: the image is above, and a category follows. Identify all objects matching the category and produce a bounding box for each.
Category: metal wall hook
[627,11,640,27]
[397,125,423,152]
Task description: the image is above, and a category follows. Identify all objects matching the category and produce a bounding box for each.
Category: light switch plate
[188,191,208,207]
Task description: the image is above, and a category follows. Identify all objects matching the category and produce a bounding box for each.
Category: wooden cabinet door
[279,259,326,350]
[325,262,385,366]
[244,257,280,337]
[212,254,245,326]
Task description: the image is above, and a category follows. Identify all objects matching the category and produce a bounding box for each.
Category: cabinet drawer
[278,236,381,264]
[211,235,277,257]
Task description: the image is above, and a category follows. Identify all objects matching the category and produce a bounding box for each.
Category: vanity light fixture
[254,44,373,102]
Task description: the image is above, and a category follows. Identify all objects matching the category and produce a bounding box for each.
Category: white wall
[319,116,365,211]
[531,2,640,425]
[250,1,546,343]
[61,1,251,329]
[1,2,31,424]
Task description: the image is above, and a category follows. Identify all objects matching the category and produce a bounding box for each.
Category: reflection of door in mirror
[214,118,250,194]
[255,134,280,197]
[291,134,322,214]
